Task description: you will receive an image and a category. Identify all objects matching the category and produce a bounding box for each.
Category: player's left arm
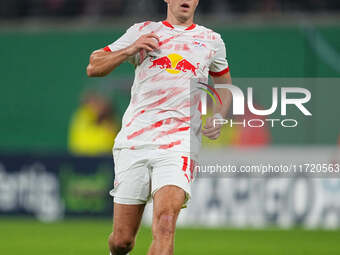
[212,72,232,119]
[202,33,232,140]
[202,72,232,140]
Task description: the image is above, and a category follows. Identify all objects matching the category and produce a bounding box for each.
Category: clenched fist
[202,114,223,140]
[125,33,160,56]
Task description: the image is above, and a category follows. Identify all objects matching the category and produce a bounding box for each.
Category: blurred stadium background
[1,0,340,254]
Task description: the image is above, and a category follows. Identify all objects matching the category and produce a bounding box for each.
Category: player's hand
[125,33,160,56]
[202,115,223,140]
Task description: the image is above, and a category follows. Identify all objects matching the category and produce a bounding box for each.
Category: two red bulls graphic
[149,56,199,76]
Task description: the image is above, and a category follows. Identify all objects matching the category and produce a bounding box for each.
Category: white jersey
[104,21,229,157]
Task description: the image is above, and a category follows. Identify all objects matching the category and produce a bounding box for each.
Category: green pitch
[1,218,340,255]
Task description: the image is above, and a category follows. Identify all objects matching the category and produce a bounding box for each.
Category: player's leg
[148,185,186,255]
[147,151,195,255]
[108,203,145,255]
[109,149,151,254]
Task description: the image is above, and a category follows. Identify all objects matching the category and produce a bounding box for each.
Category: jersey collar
[162,20,196,31]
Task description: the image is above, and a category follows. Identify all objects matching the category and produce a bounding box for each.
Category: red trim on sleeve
[103,46,112,52]
[139,21,152,31]
[209,67,230,77]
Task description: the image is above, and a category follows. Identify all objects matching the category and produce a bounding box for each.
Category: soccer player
[86,0,232,254]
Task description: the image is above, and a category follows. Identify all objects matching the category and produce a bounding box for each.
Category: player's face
[166,0,199,23]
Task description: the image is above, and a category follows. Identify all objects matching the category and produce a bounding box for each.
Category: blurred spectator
[68,90,119,156]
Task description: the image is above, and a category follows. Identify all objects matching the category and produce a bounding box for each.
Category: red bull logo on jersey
[149,53,199,76]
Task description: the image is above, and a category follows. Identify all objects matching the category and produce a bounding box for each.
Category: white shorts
[110,148,197,208]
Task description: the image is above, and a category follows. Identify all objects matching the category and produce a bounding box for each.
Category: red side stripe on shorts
[181,156,188,171]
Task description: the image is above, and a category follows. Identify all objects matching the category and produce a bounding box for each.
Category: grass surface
[1,218,340,255]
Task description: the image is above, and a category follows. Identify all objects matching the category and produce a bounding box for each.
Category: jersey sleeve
[209,35,230,77]
[103,24,140,66]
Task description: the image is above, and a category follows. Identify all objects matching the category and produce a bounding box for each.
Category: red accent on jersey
[209,67,230,77]
[185,24,196,31]
[159,34,181,47]
[153,126,190,141]
[142,88,168,99]
[144,87,186,109]
[175,59,199,76]
[159,140,181,149]
[157,93,200,114]
[103,46,111,52]
[127,120,164,140]
[162,21,196,31]
[139,21,152,31]
[183,44,190,51]
[126,87,186,127]
[128,115,190,141]
[162,21,174,29]
[126,110,145,127]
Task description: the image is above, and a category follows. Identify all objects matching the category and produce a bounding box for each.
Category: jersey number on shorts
[181,156,195,183]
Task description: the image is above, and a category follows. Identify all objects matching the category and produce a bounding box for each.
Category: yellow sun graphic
[166,53,183,74]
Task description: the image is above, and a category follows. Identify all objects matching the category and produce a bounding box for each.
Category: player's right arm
[87,32,159,77]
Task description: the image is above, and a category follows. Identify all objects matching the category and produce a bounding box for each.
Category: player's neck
[165,14,194,27]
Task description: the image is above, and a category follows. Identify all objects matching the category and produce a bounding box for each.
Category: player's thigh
[112,203,145,240]
[153,185,186,216]
[151,151,196,208]
[152,185,186,234]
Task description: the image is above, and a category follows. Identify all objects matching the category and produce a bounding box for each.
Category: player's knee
[153,210,177,239]
[108,232,134,254]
